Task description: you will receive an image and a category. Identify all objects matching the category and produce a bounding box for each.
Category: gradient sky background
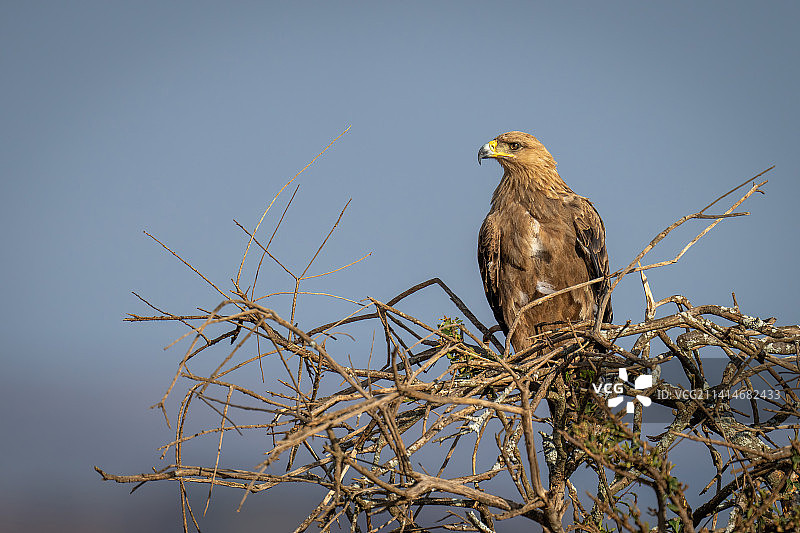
[2,2,799,531]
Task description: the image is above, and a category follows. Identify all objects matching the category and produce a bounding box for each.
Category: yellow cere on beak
[489,140,514,158]
[478,139,516,164]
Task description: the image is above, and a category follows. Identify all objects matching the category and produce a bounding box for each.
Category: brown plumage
[477,131,612,351]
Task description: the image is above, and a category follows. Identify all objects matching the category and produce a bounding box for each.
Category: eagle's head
[477,131,556,171]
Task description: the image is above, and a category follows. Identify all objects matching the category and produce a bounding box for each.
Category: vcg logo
[592,368,653,414]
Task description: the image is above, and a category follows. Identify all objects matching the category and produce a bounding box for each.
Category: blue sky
[1,2,798,531]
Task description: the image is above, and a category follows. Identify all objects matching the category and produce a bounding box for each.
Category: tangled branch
[97,149,800,533]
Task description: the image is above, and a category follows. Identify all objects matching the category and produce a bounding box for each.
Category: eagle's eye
[509,142,521,150]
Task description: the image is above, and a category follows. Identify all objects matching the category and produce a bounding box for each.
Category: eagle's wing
[477,214,508,333]
[572,197,613,323]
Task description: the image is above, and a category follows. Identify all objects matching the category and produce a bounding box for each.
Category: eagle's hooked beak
[477,139,514,165]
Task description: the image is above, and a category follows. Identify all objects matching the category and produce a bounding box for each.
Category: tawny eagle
[477,131,612,351]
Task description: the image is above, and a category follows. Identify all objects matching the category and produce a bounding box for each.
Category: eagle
[477,131,612,351]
